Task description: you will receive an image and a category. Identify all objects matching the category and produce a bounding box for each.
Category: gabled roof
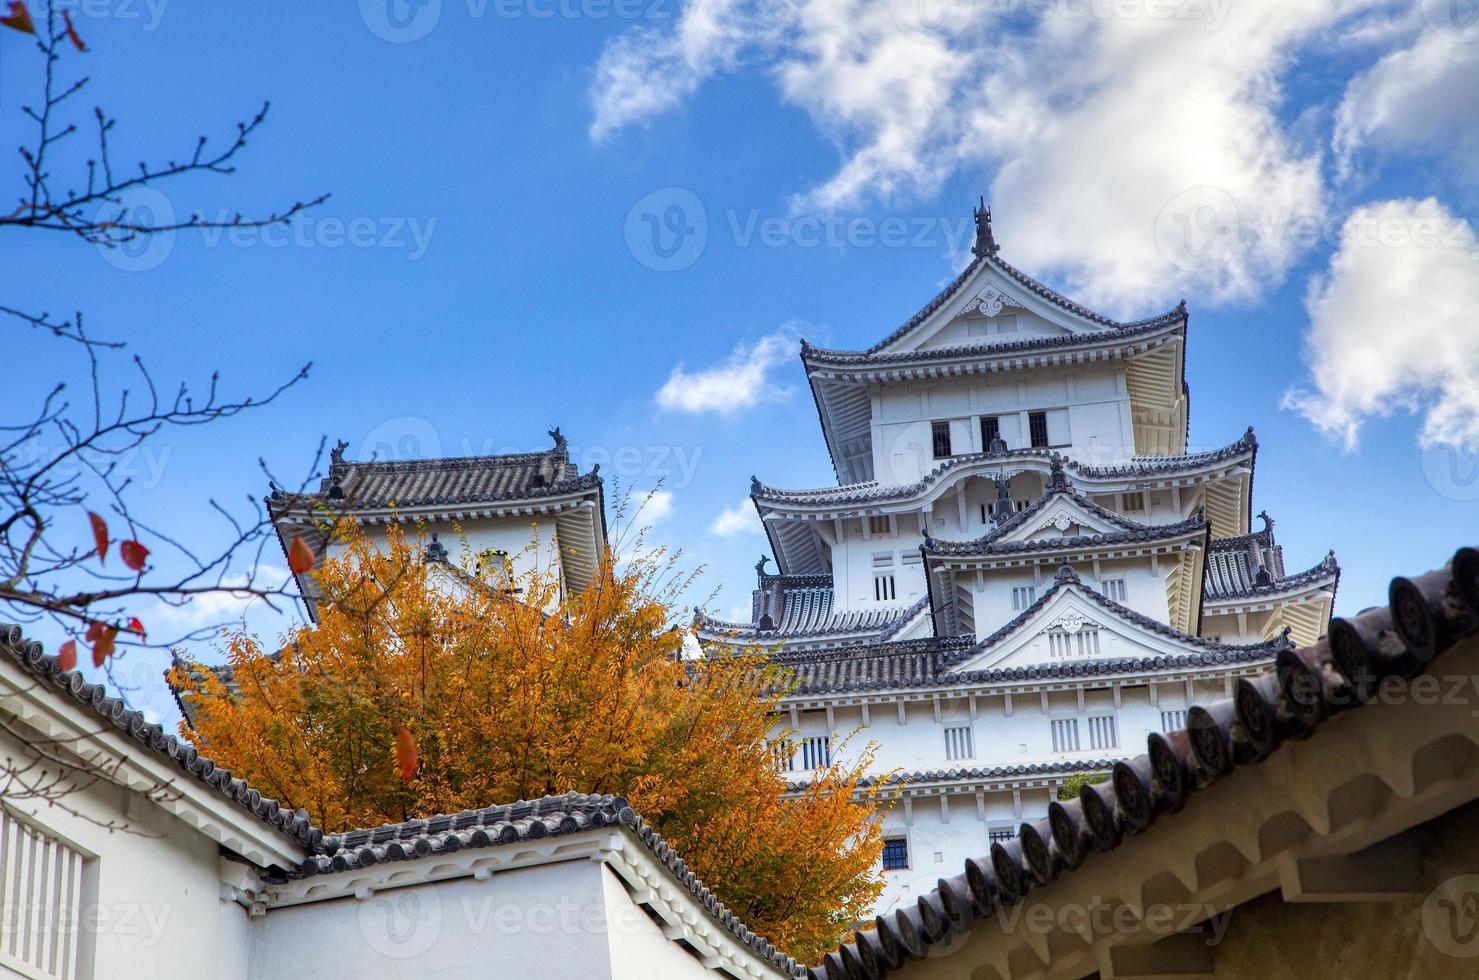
[786,758,1116,792]
[922,478,1208,560]
[763,566,1288,698]
[274,428,600,514]
[805,547,1479,979]
[751,429,1257,513]
[1203,512,1340,603]
[801,312,1184,369]
[863,245,1184,355]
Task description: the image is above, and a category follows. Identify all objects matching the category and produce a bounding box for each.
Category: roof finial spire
[972,198,999,258]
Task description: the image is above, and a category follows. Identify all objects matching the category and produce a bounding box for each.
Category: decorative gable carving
[1045,610,1093,635]
[955,282,1021,319]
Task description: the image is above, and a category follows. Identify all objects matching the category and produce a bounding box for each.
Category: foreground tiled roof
[0,624,323,854]
[0,624,802,976]
[863,251,1185,355]
[290,792,804,977]
[806,546,1479,979]
[752,429,1256,509]
[276,430,600,512]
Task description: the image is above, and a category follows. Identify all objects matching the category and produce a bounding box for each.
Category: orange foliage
[172,522,888,961]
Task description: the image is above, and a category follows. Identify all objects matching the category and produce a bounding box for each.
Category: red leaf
[126,617,146,640]
[57,640,77,672]
[394,727,417,781]
[84,621,103,642]
[1,1,35,34]
[61,9,84,50]
[119,539,149,572]
[91,626,117,668]
[288,535,316,575]
[88,511,109,566]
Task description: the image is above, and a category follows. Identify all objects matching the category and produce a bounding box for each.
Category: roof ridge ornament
[992,474,1014,525]
[1048,454,1068,490]
[972,197,999,258]
[1054,562,1079,584]
[329,439,349,467]
[423,532,449,565]
[548,426,567,455]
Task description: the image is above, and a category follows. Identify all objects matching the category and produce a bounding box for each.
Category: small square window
[882,837,910,871]
[1012,585,1036,610]
[868,515,891,536]
[1102,578,1128,602]
[944,726,975,761]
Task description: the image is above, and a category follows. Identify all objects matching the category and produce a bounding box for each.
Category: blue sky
[7,0,1479,712]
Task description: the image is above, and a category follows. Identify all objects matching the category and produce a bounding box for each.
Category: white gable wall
[871,367,1134,485]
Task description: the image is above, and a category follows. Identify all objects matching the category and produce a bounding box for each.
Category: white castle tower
[694,203,1339,913]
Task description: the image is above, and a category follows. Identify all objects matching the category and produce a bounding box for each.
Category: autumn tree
[172,522,890,961]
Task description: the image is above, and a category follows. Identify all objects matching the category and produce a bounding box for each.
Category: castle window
[1122,491,1145,512]
[1050,718,1081,753]
[1088,714,1119,750]
[1012,585,1036,610]
[0,810,87,980]
[1102,578,1128,602]
[770,740,796,772]
[882,837,910,871]
[868,515,891,536]
[1029,411,1049,448]
[980,415,1000,449]
[874,575,897,601]
[1047,627,1101,658]
[801,736,832,770]
[944,726,975,761]
[932,421,953,458]
[988,824,1016,844]
[1160,709,1187,732]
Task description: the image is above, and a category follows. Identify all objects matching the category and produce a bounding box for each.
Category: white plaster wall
[967,558,1173,629]
[777,673,1236,917]
[870,367,1133,484]
[346,514,566,592]
[0,724,254,980]
[249,858,739,980]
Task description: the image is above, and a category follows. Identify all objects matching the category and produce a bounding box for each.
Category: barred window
[1102,578,1128,602]
[801,736,832,770]
[1012,585,1036,610]
[1029,411,1049,448]
[1088,714,1119,750]
[1122,491,1146,512]
[1160,709,1187,732]
[882,837,909,871]
[944,726,975,761]
[980,415,1001,449]
[1050,718,1080,753]
[988,825,1016,844]
[0,811,87,980]
[932,421,953,459]
[874,575,897,601]
[868,515,891,536]
[770,740,795,772]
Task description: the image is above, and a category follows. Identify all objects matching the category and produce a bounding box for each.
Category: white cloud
[638,488,676,522]
[710,499,761,537]
[592,0,1397,312]
[656,330,795,415]
[151,566,293,631]
[1283,198,1479,450]
[1334,27,1479,181]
